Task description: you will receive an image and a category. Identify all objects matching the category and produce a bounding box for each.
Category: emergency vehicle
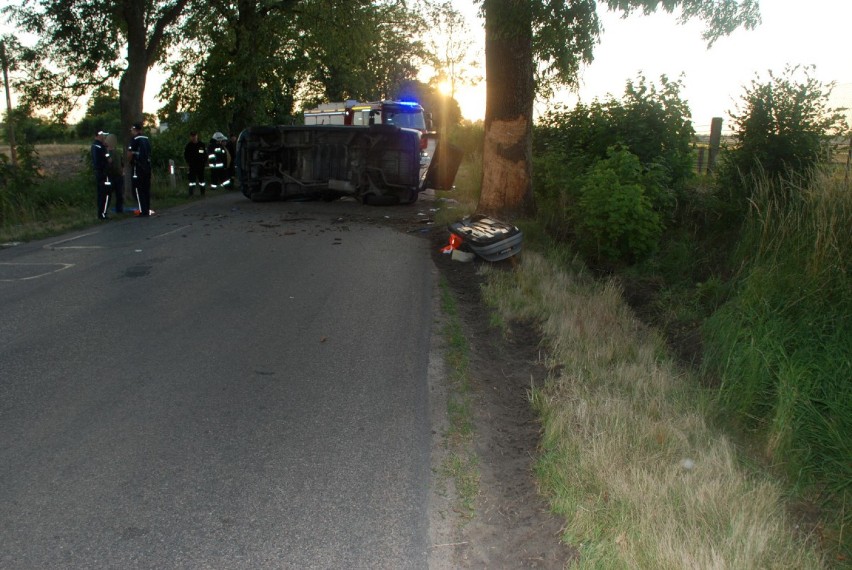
[304,100,444,190]
[303,100,431,132]
[235,99,461,205]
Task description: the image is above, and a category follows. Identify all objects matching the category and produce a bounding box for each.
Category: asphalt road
[0,193,439,569]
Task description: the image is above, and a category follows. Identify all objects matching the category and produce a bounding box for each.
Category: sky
[3,0,849,135]
[449,0,852,134]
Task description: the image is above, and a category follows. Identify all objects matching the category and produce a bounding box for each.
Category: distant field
[36,143,87,177]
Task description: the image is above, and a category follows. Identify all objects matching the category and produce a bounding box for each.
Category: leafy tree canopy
[5,0,194,141]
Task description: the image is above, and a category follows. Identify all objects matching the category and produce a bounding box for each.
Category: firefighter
[104,132,125,214]
[225,133,237,188]
[91,130,110,220]
[183,131,207,196]
[127,122,153,217]
[207,132,229,189]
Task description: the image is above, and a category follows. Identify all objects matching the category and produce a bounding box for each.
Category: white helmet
[213,132,227,141]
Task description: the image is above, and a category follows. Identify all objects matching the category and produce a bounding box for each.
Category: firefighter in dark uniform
[104,132,125,213]
[226,133,237,188]
[207,132,229,189]
[127,122,153,216]
[183,131,207,196]
[91,130,110,220]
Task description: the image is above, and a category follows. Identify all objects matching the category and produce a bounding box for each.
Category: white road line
[151,225,192,239]
[0,262,74,282]
[44,232,103,250]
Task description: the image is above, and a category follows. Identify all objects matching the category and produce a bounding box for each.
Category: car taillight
[420,135,428,151]
[440,233,464,253]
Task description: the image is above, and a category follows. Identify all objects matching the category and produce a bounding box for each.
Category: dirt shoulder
[355,198,575,568]
[426,234,576,569]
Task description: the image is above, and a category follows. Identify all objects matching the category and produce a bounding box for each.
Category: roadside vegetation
[437,279,480,519]
[439,66,849,567]
[2,65,848,566]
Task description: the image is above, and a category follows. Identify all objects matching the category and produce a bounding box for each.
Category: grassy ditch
[480,249,827,568]
[437,278,480,520]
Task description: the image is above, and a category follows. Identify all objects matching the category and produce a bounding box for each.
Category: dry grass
[481,253,825,569]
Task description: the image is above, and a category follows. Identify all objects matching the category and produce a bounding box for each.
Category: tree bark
[478,0,536,221]
[118,0,191,144]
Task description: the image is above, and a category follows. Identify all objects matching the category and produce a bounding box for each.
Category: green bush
[717,65,847,217]
[448,120,484,159]
[533,75,692,262]
[535,74,695,195]
[574,149,663,262]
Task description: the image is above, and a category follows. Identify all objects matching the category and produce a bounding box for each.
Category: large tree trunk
[229,0,263,133]
[119,1,152,145]
[478,0,536,221]
[118,0,191,141]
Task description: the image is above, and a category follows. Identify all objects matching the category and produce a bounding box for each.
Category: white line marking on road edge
[151,225,192,239]
[44,232,102,250]
[0,262,74,281]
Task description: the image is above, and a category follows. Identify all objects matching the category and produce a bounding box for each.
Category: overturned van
[236,124,433,205]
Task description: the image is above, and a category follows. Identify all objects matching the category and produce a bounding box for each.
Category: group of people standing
[90,125,237,221]
[91,122,151,220]
[183,131,237,196]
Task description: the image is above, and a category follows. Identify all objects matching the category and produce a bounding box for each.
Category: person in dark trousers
[226,133,237,187]
[207,132,229,190]
[183,131,207,196]
[104,132,124,213]
[127,122,153,216]
[91,130,110,220]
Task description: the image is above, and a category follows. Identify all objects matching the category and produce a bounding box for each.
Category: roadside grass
[702,168,851,557]
[480,250,826,568]
[1,172,226,244]
[438,278,480,519]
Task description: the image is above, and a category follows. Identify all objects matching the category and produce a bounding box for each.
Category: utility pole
[1,40,17,167]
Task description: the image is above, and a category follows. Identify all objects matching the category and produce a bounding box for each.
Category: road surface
[0,194,440,569]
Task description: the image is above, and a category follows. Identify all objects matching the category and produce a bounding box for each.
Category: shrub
[574,148,663,262]
[717,65,847,216]
[448,120,484,159]
[533,75,692,260]
[535,74,695,195]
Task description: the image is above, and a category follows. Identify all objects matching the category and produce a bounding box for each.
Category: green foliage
[703,169,852,506]
[574,148,663,262]
[536,74,695,193]
[1,160,87,231]
[75,86,122,139]
[533,75,692,262]
[157,1,428,132]
[447,120,484,158]
[396,79,462,133]
[0,123,45,200]
[717,65,848,214]
[3,107,72,144]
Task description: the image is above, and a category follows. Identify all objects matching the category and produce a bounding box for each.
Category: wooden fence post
[708,117,723,173]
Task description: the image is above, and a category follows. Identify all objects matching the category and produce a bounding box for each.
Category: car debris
[441,215,523,262]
